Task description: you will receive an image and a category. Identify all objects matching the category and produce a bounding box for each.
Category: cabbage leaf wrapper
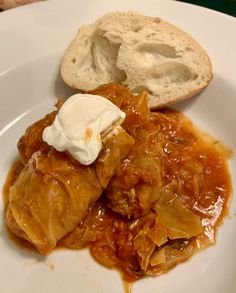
[6,114,134,255]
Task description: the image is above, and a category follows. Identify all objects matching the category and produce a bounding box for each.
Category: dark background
[1,1,236,16]
[178,0,236,16]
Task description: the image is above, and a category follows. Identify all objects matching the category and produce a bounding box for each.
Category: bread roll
[61,11,212,108]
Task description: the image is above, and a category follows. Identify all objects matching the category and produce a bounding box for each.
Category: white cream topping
[42,94,125,165]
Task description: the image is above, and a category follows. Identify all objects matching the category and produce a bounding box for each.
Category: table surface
[178,0,236,16]
[0,1,236,16]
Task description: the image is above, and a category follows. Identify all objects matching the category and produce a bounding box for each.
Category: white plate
[0,1,236,292]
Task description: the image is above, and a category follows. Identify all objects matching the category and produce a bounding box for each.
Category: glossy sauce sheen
[58,108,231,280]
[3,160,23,207]
[62,85,231,281]
[151,111,232,241]
[61,87,232,281]
[3,84,232,283]
[3,160,38,251]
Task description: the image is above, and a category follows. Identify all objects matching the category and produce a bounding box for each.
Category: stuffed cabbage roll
[6,117,134,255]
[91,84,163,218]
[18,110,57,166]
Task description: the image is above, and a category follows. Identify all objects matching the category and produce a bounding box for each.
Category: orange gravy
[2,108,232,283]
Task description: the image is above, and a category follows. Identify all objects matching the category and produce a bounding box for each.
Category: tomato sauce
[60,108,231,281]
[2,83,232,283]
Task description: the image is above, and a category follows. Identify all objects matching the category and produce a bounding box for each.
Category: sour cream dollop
[42,94,126,165]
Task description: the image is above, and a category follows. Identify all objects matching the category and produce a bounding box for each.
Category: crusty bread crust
[0,0,42,10]
[61,11,212,109]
